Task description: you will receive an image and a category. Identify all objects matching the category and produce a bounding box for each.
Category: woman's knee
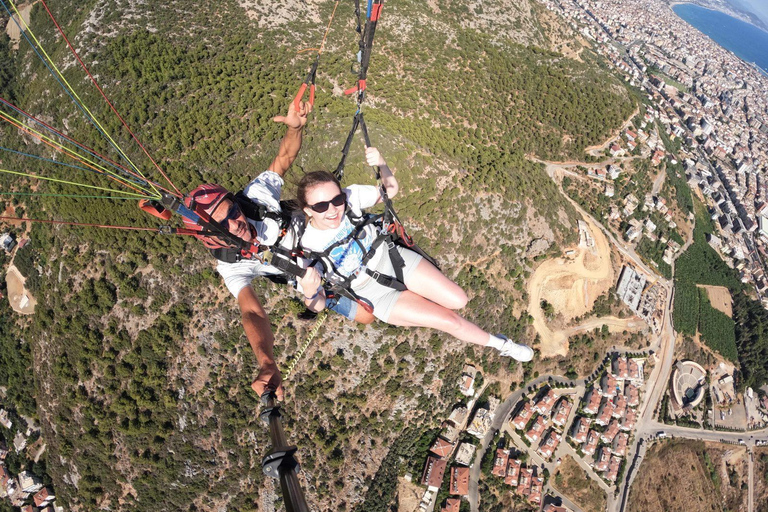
[442,287,468,310]
[436,309,465,334]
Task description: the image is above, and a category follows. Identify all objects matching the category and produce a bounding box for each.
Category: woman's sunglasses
[309,192,346,213]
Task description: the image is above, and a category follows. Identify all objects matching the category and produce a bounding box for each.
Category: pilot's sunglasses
[309,193,346,213]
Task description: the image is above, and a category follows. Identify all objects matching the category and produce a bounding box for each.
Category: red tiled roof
[450,466,470,496]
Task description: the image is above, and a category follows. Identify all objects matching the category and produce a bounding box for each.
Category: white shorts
[353,246,423,322]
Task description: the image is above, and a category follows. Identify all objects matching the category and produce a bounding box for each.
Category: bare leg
[387,290,490,346]
[403,258,468,310]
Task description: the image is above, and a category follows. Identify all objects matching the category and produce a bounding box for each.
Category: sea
[672,3,768,74]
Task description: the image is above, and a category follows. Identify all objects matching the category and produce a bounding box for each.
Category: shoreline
[667,0,768,33]
[669,2,768,75]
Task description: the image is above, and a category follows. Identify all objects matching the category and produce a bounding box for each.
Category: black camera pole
[260,392,310,512]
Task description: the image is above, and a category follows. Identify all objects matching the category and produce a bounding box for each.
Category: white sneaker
[497,335,534,362]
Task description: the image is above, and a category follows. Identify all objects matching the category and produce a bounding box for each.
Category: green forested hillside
[0,0,637,510]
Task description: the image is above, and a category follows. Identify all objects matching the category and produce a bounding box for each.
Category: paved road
[749,446,754,512]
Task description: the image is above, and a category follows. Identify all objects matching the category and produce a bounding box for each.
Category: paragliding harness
[266,187,439,315]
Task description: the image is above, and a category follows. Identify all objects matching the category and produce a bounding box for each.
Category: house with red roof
[583,430,600,456]
[533,388,557,416]
[625,383,640,407]
[441,498,461,512]
[491,449,509,478]
[612,432,629,456]
[529,476,544,504]
[593,447,611,472]
[538,429,562,460]
[600,419,620,444]
[449,466,470,496]
[511,402,533,431]
[552,398,573,427]
[601,373,619,398]
[583,388,602,415]
[621,408,637,431]
[517,468,533,496]
[526,416,547,444]
[422,456,447,490]
[430,437,454,459]
[33,487,55,507]
[613,395,628,419]
[595,399,615,426]
[570,417,589,444]
[605,455,622,482]
[505,459,521,486]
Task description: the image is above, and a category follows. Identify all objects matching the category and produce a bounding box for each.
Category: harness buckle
[369,270,381,282]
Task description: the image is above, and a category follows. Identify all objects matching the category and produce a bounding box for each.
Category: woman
[295,147,534,362]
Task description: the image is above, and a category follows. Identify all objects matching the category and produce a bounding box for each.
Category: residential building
[612,356,629,380]
[593,447,611,472]
[529,476,544,504]
[441,498,461,512]
[552,398,573,427]
[605,455,622,483]
[595,398,615,426]
[511,402,533,430]
[430,437,453,459]
[583,388,602,415]
[601,373,619,398]
[601,419,620,444]
[517,468,533,496]
[526,416,547,444]
[459,365,477,396]
[613,432,629,456]
[505,459,521,486]
[613,395,628,419]
[538,429,561,460]
[454,442,476,467]
[625,383,640,407]
[491,449,509,478]
[33,487,55,507]
[621,408,637,431]
[449,466,469,496]
[422,456,447,491]
[533,388,557,416]
[570,417,589,444]
[18,471,43,494]
[583,430,600,456]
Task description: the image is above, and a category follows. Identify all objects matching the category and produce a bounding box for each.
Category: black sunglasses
[309,192,346,213]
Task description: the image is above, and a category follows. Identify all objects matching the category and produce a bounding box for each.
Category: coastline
[666,0,768,32]
[670,2,768,74]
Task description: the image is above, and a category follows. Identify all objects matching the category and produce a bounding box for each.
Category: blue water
[673,3,768,74]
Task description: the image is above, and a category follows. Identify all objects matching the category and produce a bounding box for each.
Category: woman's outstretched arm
[366,147,398,200]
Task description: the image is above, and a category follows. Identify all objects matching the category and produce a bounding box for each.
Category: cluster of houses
[569,356,644,483]
[0,410,57,511]
[490,449,545,505]
[418,366,504,511]
[0,464,55,511]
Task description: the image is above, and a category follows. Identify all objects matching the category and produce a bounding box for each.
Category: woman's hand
[298,267,325,312]
[365,146,386,167]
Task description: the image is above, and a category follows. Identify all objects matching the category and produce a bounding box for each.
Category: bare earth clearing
[552,455,606,512]
[629,440,747,512]
[698,284,733,318]
[527,218,641,357]
[6,264,36,314]
[396,477,424,512]
[4,2,34,50]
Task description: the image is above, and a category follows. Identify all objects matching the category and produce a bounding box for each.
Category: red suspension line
[39,0,183,198]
